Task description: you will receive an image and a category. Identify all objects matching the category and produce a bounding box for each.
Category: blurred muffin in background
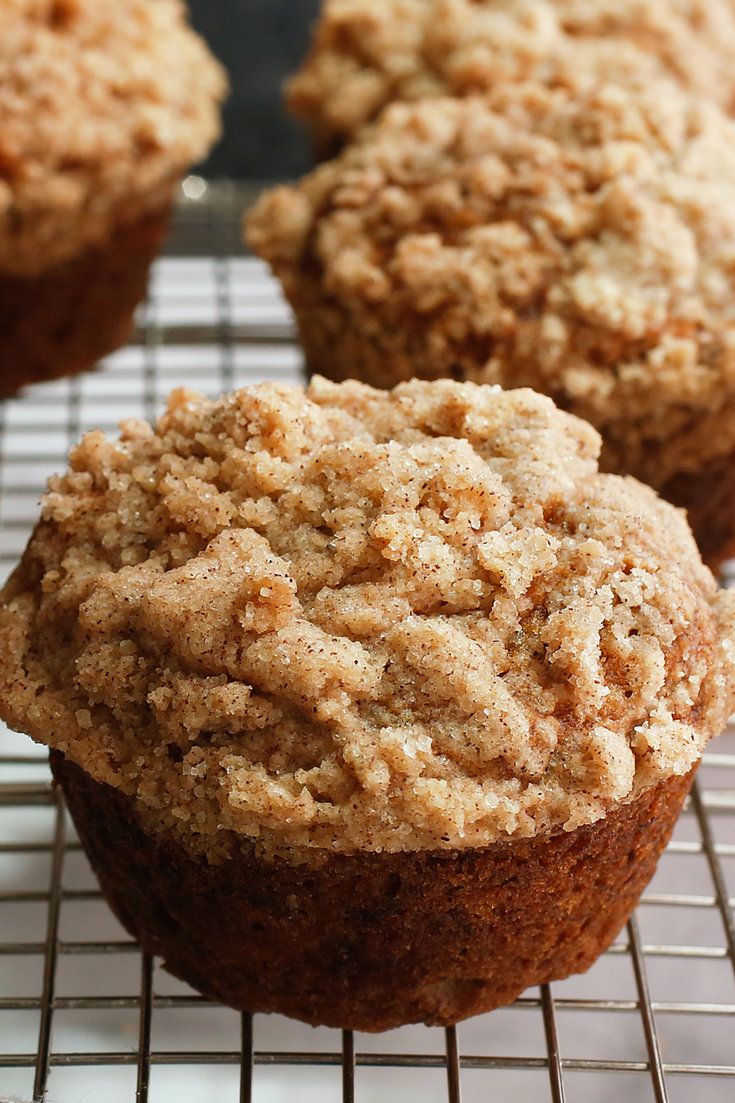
[248,80,735,568]
[287,0,735,154]
[0,0,227,395]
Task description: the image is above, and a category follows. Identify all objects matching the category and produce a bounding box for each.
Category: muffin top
[0,0,227,276]
[1,379,733,859]
[249,82,735,490]
[288,0,735,150]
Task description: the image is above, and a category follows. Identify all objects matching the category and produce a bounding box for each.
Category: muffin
[0,0,227,395]
[1,378,734,1030]
[288,0,735,154]
[248,81,735,568]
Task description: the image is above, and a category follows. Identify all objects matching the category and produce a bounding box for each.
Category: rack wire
[1,182,735,1103]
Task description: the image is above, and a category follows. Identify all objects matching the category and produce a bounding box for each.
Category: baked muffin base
[51,752,694,1031]
[662,460,735,572]
[0,204,171,396]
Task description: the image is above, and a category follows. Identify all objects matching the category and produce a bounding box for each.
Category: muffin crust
[1,379,733,860]
[248,82,735,496]
[53,751,696,1029]
[0,0,227,277]
[288,0,735,151]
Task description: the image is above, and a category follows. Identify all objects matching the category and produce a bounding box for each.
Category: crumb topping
[287,0,735,149]
[0,0,227,276]
[1,379,734,859]
[248,83,735,490]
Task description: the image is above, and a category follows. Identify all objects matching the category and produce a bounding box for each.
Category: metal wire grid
[0,182,734,1103]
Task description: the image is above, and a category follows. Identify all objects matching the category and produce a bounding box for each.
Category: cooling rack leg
[135,953,153,1103]
[240,1012,254,1103]
[540,984,565,1103]
[342,1029,355,1103]
[445,1025,461,1103]
[628,915,667,1103]
[691,782,735,977]
[32,795,66,1101]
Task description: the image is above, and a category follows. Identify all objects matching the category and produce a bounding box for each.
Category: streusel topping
[2,380,734,859]
[288,0,735,149]
[249,82,735,490]
[0,0,227,276]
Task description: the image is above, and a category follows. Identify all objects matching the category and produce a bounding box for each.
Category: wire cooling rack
[2,182,735,1103]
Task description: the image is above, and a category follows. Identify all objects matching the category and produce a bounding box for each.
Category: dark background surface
[188,0,320,182]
